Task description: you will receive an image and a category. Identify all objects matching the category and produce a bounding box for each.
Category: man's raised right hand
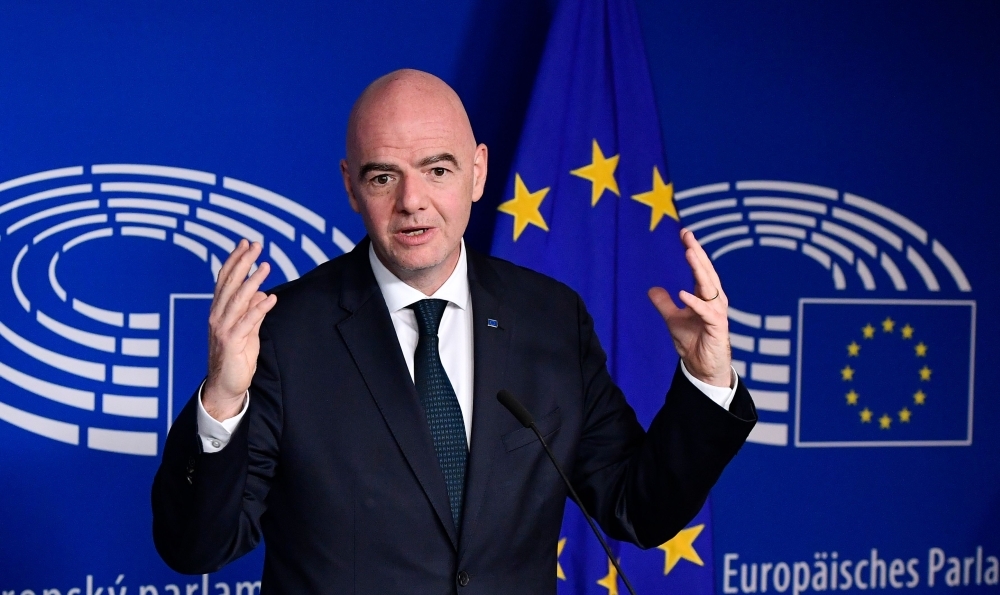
[202,240,278,422]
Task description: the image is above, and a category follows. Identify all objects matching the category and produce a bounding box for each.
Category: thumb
[648,286,680,320]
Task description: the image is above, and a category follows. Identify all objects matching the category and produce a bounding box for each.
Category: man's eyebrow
[417,153,460,169]
[358,162,402,179]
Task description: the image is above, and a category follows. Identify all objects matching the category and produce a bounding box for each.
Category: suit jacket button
[457,570,470,587]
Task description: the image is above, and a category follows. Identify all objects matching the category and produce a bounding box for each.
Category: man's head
[340,69,488,294]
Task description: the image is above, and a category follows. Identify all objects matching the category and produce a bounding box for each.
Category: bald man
[152,70,756,594]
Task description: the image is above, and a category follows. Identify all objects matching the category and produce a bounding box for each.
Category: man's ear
[340,159,361,213]
[471,143,488,203]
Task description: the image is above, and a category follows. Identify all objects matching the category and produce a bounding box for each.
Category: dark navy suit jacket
[152,238,757,594]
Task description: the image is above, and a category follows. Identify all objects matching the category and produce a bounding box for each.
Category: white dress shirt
[197,240,737,453]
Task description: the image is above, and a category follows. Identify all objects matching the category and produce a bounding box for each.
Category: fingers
[680,228,725,300]
[648,286,680,320]
[219,261,272,324]
[215,240,264,307]
[231,292,277,340]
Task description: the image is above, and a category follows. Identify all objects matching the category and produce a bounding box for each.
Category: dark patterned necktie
[409,298,468,529]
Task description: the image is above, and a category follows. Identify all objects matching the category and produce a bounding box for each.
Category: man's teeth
[404,229,426,236]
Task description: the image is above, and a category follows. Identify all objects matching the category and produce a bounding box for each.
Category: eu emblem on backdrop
[796,299,975,447]
[491,0,716,593]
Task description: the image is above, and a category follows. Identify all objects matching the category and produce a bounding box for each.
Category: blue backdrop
[1,1,997,594]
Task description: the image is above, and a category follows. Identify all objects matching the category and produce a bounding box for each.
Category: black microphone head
[497,390,535,428]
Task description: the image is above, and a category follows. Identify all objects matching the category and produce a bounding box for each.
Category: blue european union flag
[796,299,975,447]
[490,0,716,592]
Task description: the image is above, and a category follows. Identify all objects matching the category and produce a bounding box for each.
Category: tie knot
[409,298,449,336]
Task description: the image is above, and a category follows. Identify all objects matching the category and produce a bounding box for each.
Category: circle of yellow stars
[498,139,677,241]
[556,522,706,591]
[843,316,929,429]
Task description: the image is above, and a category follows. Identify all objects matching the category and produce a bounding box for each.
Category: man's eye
[372,174,391,185]
[431,168,447,177]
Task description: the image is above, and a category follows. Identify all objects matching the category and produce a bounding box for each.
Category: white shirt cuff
[680,360,738,410]
[196,381,250,453]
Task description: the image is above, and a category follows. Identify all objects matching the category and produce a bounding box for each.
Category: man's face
[341,81,487,289]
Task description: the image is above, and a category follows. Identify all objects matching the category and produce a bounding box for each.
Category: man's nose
[396,172,428,214]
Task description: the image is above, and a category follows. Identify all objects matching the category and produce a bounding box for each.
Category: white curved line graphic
[0,360,94,410]
[102,394,158,418]
[121,338,159,357]
[7,199,99,235]
[832,262,846,290]
[712,238,754,260]
[736,180,837,200]
[755,224,807,240]
[750,363,791,384]
[48,252,67,301]
[749,211,817,227]
[87,427,157,456]
[72,298,124,327]
[758,339,791,357]
[844,193,927,244]
[183,221,235,253]
[749,389,790,412]
[759,237,797,251]
[101,182,200,201]
[223,177,325,234]
[173,232,208,261]
[12,245,30,312]
[931,240,971,291]
[196,208,264,245]
[678,198,737,218]
[115,212,177,229]
[880,252,907,290]
[301,234,329,266]
[801,244,832,269]
[0,400,79,445]
[33,213,108,245]
[856,259,876,290]
[820,221,877,258]
[0,166,83,194]
[675,182,730,201]
[128,313,160,330]
[765,316,792,331]
[269,242,300,282]
[333,228,356,253]
[107,198,190,215]
[832,207,902,251]
[729,332,755,352]
[0,184,92,217]
[743,197,827,214]
[699,226,748,245]
[906,246,940,291]
[36,310,116,353]
[121,226,167,240]
[728,307,762,329]
[686,213,742,233]
[0,320,106,381]
[112,365,158,388]
[210,193,295,240]
[92,164,215,185]
[747,422,788,446]
[810,232,854,264]
[63,228,113,252]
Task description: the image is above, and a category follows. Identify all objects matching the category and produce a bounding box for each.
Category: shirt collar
[368,238,470,313]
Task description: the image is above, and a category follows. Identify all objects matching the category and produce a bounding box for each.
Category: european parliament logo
[677,181,975,448]
[0,165,353,456]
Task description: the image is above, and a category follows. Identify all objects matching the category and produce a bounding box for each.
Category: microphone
[497,390,637,595]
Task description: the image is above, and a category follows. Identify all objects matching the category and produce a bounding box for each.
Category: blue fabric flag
[490,0,717,592]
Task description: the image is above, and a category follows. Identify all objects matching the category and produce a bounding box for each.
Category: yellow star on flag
[847,341,861,357]
[882,317,895,333]
[860,408,873,423]
[914,390,927,405]
[862,324,875,339]
[846,390,859,405]
[879,413,892,429]
[899,407,912,423]
[919,366,932,381]
[497,174,550,241]
[556,537,567,580]
[631,166,677,231]
[915,342,928,357]
[596,558,620,595]
[570,139,620,207]
[841,365,855,381]
[658,524,705,575]
[901,324,915,339]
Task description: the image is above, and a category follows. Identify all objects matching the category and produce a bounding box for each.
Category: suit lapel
[459,250,514,553]
[336,239,459,549]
